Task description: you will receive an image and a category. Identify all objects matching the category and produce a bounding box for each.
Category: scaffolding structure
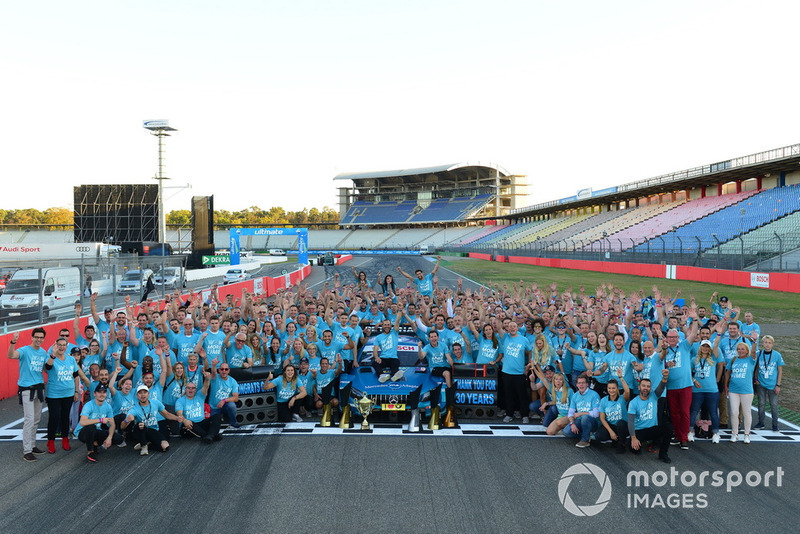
[73,184,159,243]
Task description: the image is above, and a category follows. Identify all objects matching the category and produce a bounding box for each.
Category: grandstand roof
[334,163,510,181]
[511,143,800,217]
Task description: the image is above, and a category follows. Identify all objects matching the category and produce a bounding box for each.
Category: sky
[2,0,800,215]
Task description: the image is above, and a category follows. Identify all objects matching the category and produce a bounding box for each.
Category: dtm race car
[340,326,445,417]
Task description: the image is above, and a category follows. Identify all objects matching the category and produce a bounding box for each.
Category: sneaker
[773,427,780,433]
[62,437,71,451]
[47,440,56,454]
[23,453,37,462]
[680,441,689,450]
[298,407,308,417]
[212,434,223,442]
[86,451,97,463]
[502,416,513,423]
[497,410,507,418]
[730,434,738,443]
[292,413,303,423]
[522,417,530,424]
[391,370,405,382]
[687,431,695,442]
[31,447,46,455]
[753,422,765,430]
[378,373,390,383]
[133,443,142,451]
[201,436,213,445]
[117,440,127,448]
[743,435,751,444]
[576,440,590,448]
[711,433,720,444]
[513,411,522,419]
[669,438,680,446]
[140,444,149,456]
[659,454,672,464]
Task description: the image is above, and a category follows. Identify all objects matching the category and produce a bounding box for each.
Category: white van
[0,267,81,323]
[117,269,155,295]
[268,249,285,256]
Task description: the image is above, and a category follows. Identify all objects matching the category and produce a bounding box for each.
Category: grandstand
[335,163,527,227]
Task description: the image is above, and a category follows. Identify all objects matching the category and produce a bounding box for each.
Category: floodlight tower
[143,119,177,244]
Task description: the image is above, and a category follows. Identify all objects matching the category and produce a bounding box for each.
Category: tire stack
[230,366,278,424]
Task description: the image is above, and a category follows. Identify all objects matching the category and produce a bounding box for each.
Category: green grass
[442,258,800,415]
[442,258,799,324]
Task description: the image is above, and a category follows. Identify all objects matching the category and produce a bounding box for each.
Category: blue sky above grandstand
[2,0,799,213]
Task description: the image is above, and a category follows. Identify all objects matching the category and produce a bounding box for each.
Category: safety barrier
[0,264,311,401]
[467,253,800,294]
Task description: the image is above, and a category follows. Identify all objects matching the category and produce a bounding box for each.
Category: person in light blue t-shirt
[754,335,784,432]
[123,385,179,455]
[724,341,757,443]
[44,341,81,454]
[627,369,672,463]
[563,376,601,447]
[688,338,723,444]
[8,328,49,462]
[397,256,441,297]
[597,370,631,452]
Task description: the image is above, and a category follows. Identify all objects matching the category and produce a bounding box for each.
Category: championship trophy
[356,394,375,430]
[427,383,443,430]
[339,382,352,429]
[320,380,336,427]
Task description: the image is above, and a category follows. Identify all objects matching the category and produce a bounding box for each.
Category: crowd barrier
[0,264,311,401]
[467,253,800,294]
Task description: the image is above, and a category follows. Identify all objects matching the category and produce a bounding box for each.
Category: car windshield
[3,278,41,295]
[359,335,420,366]
[122,272,141,281]
[227,270,242,275]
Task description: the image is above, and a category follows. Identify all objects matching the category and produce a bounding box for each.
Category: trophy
[356,394,375,430]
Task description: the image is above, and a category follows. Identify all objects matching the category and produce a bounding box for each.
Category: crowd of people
[8,256,784,465]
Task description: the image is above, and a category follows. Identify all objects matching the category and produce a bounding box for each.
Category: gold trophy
[320,403,333,427]
[339,404,351,429]
[428,406,441,430]
[356,394,375,430]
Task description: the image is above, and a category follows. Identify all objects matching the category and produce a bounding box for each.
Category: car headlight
[31,299,40,306]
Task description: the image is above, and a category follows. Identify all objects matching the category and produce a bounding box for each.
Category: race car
[340,326,444,414]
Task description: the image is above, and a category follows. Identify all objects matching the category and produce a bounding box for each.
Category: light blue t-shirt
[270,376,301,402]
[568,389,600,416]
[129,399,166,428]
[414,274,434,296]
[664,340,693,390]
[600,395,627,425]
[112,390,137,416]
[16,345,47,387]
[628,392,660,430]
[202,330,227,363]
[691,355,721,393]
[176,394,206,423]
[726,357,756,395]
[373,330,399,360]
[756,350,784,390]
[74,400,114,436]
[45,356,78,398]
[606,350,635,388]
[225,343,253,368]
[591,351,610,384]
[210,375,239,406]
[500,334,531,375]
[475,337,499,365]
[422,342,450,368]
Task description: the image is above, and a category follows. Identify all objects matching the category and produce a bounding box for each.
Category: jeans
[689,391,720,434]
[756,384,780,429]
[542,405,559,427]
[212,401,239,427]
[595,419,629,444]
[562,414,599,441]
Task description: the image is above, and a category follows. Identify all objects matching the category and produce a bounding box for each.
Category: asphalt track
[1,256,798,533]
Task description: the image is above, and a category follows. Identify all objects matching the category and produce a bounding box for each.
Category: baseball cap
[556,322,567,328]
[700,340,713,348]
[70,347,81,355]
[543,365,556,373]
[300,357,309,363]
[719,296,729,302]
[94,384,108,394]
[104,307,113,313]
[136,385,149,393]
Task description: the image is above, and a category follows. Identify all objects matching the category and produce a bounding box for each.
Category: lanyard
[760,351,772,371]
